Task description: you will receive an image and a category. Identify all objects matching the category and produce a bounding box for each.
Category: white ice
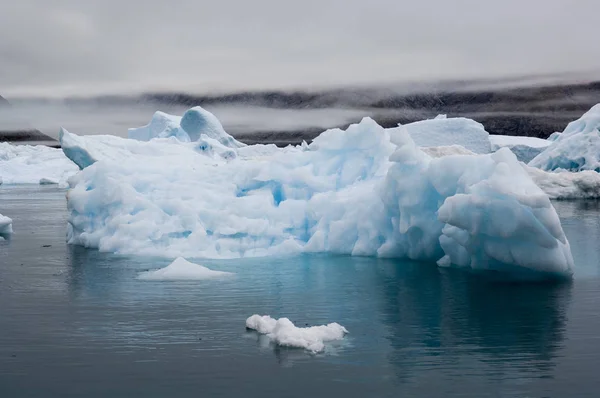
[529,104,600,172]
[61,108,574,278]
[0,213,13,234]
[0,143,78,185]
[404,115,492,154]
[490,135,551,163]
[128,106,245,148]
[138,257,234,281]
[245,314,348,353]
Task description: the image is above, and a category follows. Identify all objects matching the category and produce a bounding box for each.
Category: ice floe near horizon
[0,213,12,234]
[128,107,245,148]
[59,107,575,279]
[530,104,600,172]
[245,314,348,353]
[138,257,234,281]
[0,142,78,186]
[490,134,551,163]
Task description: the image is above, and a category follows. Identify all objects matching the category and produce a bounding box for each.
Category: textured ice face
[529,104,600,172]
[62,115,574,279]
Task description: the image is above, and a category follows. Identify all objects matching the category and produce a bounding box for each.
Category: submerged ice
[61,106,574,278]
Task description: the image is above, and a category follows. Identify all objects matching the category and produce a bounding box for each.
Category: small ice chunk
[138,257,234,281]
[245,315,348,353]
[0,214,13,234]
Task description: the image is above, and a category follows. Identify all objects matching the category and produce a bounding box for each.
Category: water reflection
[376,260,571,382]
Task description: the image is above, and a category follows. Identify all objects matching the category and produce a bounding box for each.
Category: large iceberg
[404,115,492,154]
[529,104,600,172]
[0,143,78,185]
[490,135,551,163]
[62,111,573,279]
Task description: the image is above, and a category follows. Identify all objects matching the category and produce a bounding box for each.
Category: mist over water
[2,77,599,146]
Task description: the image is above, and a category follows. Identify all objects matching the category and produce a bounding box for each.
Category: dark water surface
[1,186,600,397]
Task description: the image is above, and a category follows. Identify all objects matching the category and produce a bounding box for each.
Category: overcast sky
[1,0,599,97]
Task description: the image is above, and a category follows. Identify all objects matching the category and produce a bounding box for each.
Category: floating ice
[490,135,551,163]
[245,314,348,353]
[0,142,78,185]
[425,142,600,200]
[525,165,600,200]
[128,106,246,148]
[529,104,600,172]
[422,145,600,199]
[0,213,13,234]
[404,116,492,154]
[62,113,574,279]
[138,257,234,281]
[128,111,182,142]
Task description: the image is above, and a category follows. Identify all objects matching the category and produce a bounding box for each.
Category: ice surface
[128,106,246,148]
[138,257,234,281]
[421,145,476,158]
[62,114,574,278]
[127,111,182,142]
[422,145,600,199]
[525,165,600,199]
[403,116,492,154]
[529,104,600,172]
[0,142,78,185]
[548,132,562,141]
[245,315,348,353]
[0,213,13,234]
[490,135,551,163]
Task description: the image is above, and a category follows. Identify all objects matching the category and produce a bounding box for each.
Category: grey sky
[1,0,599,97]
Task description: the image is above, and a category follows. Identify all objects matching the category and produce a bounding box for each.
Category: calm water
[1,186,600,397]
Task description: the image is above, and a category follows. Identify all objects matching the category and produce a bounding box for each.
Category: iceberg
[404,116,492,154]
[0,213,12,234]
[529,104,600,172]
[138,257,234,281]
[490,135,551,163]
[525,165,600,200]
[0,142,78,185]
[62,111,574,279]
[245,315,348,353]
[128,106,246,148]
[127,111,182,142]
[422,145,600,200]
